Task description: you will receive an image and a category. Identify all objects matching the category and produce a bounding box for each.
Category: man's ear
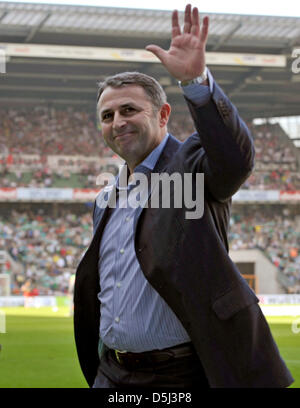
[159,103,171,127]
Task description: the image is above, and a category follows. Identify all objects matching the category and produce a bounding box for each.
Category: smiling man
[73,4,293,388]
[98,78,171,174]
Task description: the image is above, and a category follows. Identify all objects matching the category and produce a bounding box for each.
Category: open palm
[146,4,209,81]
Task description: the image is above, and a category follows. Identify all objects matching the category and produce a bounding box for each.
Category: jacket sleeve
[183,79,255,202]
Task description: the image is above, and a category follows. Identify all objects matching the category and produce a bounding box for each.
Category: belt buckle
[115,349,127,364]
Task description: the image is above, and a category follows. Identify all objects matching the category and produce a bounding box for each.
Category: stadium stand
[0,106,108,155]
[243,123,300,191]
[0,205,93,295]
[0,203,298,295]
[0,3,299,296]
[0,105,299,190]
[229,205,300,293]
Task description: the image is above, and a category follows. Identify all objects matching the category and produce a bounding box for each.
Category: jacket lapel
[133,134,181,234]
[91,134,181,247]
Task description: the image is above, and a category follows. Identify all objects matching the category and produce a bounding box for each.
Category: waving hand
[146,4,209,82]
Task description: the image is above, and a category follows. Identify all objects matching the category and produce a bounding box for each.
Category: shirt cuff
[180,68,214,107]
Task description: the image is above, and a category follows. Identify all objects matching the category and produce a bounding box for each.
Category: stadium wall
[230,249,284,294]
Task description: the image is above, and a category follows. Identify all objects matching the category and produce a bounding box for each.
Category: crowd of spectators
[0,208,93,295]
[0,106,299,191]
[241,170,300,191]
[0,161,119,189]
[0,104,299,297]
[248,123,297,166]
[229,206,300,293]
[0,205,299,295]
[241,123,300,190]
[0,106,111,156]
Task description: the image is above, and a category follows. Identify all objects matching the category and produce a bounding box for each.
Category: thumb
[145,45,167,63]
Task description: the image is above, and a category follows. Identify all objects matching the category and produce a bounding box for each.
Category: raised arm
[146,4,209,84]
[147,4,255,202]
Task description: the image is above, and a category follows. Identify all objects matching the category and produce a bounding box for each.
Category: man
[74,4,293,388]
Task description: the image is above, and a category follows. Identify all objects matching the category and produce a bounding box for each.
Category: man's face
[98,85,169,171]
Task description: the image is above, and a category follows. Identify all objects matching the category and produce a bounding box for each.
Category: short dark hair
[97,71,167,111]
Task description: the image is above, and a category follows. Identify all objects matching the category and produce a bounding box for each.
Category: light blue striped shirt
[97,77,212,352]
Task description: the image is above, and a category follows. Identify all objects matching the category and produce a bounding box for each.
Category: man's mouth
[114,131,135,140]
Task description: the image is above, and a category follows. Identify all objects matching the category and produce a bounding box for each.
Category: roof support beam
[0,11,8,23]
[211,22,242,51]
[24,12,51,42]
[227,67,262,98]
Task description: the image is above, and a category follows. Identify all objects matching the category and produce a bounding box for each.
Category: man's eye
[123,107,135,114]
[102,113,112,121]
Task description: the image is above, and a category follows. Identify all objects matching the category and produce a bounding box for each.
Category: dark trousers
[92,348,209,388]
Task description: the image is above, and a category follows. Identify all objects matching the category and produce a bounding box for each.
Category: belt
[111,342,194,369]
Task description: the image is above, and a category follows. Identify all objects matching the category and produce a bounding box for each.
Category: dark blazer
[74,80,294,388]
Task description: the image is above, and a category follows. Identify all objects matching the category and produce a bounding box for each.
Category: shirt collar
[116,133,169,190]
[134,132,169,173]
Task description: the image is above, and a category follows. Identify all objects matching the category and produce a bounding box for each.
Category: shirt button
[125,217,130,222]
[115,317,120,323]
[120,248,125,254]
[116,282,122,288]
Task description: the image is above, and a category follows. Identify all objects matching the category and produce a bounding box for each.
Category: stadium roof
[0,2,300,122]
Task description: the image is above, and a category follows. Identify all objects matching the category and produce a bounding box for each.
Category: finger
[200,16,209,43]
[172,9,181,38]
[183,3,192,33]
[191,7,200,36]
[145,45,168,63]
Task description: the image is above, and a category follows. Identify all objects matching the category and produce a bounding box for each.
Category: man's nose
[112,112,127,130]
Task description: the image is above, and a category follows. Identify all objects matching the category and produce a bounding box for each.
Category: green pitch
[0,306,87,388]
[0,307,299,388]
